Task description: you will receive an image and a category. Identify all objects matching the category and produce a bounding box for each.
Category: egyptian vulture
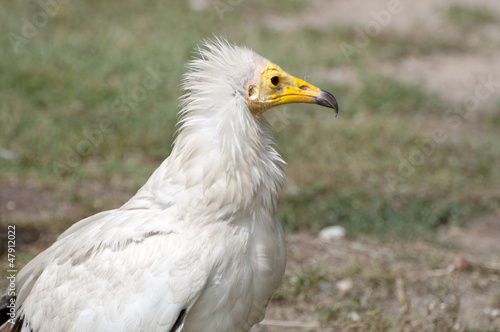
[0,38,338,332]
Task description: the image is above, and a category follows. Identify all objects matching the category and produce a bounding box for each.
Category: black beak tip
[316,89,339,117]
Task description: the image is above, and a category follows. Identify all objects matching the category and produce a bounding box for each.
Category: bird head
[245,61,338,117]
[180,37,338,124]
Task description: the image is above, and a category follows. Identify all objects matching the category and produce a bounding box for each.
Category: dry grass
[253,232,500,331]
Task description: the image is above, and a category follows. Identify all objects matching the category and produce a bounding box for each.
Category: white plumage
[0,38,337,332]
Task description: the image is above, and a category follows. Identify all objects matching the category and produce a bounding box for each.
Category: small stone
[453,252,471,271]
[336,278,353,293]
[318,226,346,241]
[348,311,360,321]
[6,201,16,211]
[485,307,500,318]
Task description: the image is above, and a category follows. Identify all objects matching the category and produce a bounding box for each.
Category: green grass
[446,4,499,27]
[1,0,500,241]
[278,187,476,238]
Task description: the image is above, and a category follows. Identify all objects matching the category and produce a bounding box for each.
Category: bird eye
[270,76,280,87]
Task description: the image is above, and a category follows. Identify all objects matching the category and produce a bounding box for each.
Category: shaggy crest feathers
[172,38,286,212]
[178,38,258,121]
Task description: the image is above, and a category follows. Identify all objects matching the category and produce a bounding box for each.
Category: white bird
[0,37,338,332]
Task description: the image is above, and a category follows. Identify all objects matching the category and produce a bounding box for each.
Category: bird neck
[169,104,286,216]
[124,75,286,221]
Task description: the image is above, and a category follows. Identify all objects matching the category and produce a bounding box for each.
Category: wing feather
[7,208,210,332]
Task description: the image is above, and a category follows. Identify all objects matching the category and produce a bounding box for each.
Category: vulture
[0,37,338,332]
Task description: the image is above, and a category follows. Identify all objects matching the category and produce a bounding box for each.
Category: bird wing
[7,208,210,332]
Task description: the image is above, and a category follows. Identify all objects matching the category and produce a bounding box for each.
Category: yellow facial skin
[246,62,338,117]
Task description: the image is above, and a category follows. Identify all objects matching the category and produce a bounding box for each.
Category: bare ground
[254,225,500,331]
[266,0,500,106]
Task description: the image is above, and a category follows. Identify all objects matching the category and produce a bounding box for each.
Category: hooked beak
[268,72,339,116]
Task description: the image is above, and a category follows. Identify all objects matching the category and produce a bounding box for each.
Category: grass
[271,250,482,331]
[446,4,499,27]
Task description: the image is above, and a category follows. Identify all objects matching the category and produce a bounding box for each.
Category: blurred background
[1,0,499,330]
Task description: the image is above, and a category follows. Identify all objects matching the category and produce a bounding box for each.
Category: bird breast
[181,211,286,331]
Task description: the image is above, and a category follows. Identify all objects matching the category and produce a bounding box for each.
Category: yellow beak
[270,75,339,115]
[247,62,339,117]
